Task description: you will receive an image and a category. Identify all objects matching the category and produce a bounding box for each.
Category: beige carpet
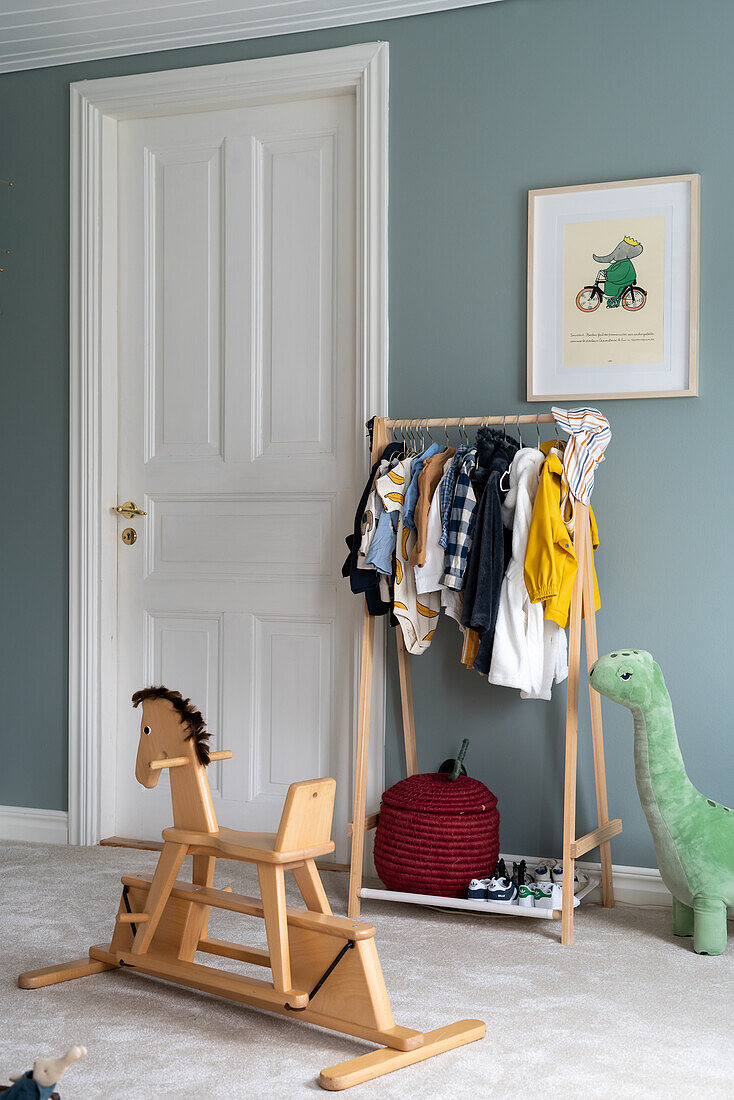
[1,841,732,1099]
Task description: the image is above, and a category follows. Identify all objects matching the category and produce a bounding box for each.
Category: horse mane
[131,686,211,766]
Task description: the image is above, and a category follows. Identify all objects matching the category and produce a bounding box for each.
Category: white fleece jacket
[488,447,568,700]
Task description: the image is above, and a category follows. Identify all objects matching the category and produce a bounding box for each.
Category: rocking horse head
[132,686,211,787]
[131,687,226,832]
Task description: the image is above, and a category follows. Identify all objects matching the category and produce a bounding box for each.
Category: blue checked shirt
[439,445,470,549]
[441,448,478,590]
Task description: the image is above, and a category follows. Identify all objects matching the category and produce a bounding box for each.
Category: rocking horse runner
[19,688,484,1091]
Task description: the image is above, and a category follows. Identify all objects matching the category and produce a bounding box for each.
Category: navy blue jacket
[461,428,519,674]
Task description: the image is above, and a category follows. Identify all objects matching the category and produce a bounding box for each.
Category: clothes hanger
[393,418,404,457]
[399,422,408,458]
[494,414,512,493]
[501,413,525,492]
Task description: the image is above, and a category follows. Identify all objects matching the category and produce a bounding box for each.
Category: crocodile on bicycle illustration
[575,235,647,313]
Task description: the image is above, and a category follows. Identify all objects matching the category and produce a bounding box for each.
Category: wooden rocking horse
[19,688,484,1091]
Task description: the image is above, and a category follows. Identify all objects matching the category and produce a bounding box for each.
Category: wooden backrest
[274,777,336,854]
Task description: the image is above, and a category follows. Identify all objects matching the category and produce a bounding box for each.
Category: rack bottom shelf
[360,876,600,920]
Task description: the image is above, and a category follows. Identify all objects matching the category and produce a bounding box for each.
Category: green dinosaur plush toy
[589,650,733,955]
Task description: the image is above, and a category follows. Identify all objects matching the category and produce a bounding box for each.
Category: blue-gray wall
[2,0,732,867]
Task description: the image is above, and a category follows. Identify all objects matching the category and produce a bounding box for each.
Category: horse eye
[143,725,151,735]
[619,672,632,681]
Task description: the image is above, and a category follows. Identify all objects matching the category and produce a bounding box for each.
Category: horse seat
[161,825,335,864]
[162,776,337,865]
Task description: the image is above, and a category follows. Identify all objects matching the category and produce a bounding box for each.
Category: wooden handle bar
[382,413,556,429]
[149,756,189,771]
[149,750,232,771]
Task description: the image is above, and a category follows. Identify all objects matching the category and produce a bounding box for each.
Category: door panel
[147,143,224,460]
[251,617,332,810]
[115,93,358,847]
[146,495,333,579]
[257,131,334,458]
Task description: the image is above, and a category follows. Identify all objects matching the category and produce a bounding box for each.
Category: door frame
[69,42,389,845]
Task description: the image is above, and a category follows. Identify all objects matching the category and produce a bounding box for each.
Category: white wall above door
[0,0,505,73]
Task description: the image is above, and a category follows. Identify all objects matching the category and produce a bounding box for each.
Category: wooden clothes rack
[347,413,622,945]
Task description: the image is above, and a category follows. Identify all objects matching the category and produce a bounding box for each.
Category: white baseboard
[579,860,673,907]
[500,851,673,908]
[0,805,69,845]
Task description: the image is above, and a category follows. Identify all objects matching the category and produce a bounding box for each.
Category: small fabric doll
[4,1046,86,1098]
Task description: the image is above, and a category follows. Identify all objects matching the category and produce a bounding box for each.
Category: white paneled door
[113,91,360,848]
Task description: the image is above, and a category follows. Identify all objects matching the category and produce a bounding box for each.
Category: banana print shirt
[377,457,440,654]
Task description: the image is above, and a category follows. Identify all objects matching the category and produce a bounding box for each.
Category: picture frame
[527,174,700,401]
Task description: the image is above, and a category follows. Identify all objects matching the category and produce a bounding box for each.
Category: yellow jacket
[524,445,600,629]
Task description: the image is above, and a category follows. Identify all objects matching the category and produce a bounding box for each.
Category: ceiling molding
[0,0,502,74]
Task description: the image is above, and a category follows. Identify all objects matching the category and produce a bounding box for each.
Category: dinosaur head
[588,649,662,709]
[593,236,643,264]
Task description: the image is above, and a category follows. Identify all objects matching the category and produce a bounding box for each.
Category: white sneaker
[536,882,579,910]
[574,869,590,894]
[534,859,553,883]
[517,881,535,908]
[533,881,554,909]
[552,861,589,895]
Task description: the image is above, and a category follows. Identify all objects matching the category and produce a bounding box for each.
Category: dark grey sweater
[461,428,519,674]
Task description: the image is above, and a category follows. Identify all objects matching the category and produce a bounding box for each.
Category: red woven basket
[374,772,500,898]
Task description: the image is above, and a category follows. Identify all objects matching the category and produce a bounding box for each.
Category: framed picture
[527,174,700,401]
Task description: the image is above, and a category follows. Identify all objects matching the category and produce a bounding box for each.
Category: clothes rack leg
[581,511,615,909]
[395,628,418,777]
[348,602,376,919]
[561,505,587,945]
[347,417,391,920]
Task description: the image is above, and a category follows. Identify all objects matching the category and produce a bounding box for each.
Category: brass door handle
[114,501,147,519]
